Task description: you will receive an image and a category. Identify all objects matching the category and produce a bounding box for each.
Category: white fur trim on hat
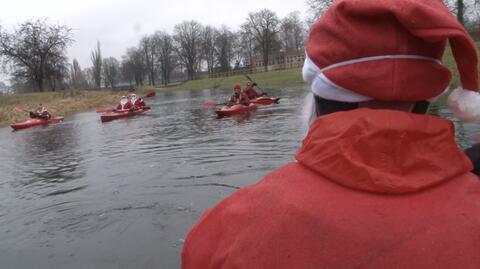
[447,87,480,121]
[303,55,372,102]
[303,53,445,103]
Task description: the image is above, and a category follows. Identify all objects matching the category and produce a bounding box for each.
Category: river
[0,86,477,268]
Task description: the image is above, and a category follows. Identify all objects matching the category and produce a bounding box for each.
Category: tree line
[0,9,306,92]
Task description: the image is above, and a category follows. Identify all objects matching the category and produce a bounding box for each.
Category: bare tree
[70,59,89,89]
[215,26,235,72]
[202,26,217,74]
[103,57,120,89]
[444,0,480,29]
[140,36,157,86]
[173,21,203,80]
[122,47,146,86]
[458,0,465,24]
[153,31,176,86]
[46,53,69,91]
[243,9,280,72]
[305,0,334,24]
[83,67,95,89]
[281,11,306,51]
[0,19,73,92]
[237,27,256,68]
[91,41,102,88]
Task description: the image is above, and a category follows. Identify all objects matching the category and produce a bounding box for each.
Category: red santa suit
[133,98,146,110]
[116,98,133,110]
[182,0,480,268]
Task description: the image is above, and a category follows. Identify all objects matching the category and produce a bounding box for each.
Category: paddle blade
[145,91,156,98]
[202,101,219,108]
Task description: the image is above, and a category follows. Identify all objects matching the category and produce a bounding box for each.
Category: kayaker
[182,0,480,268]
[116,96,133,111]
[30,104,51,120]
[242,81,262,100]
[227,83,249,106]
[130,94,146,110]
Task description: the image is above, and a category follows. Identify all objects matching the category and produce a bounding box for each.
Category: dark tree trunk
[457,0,465,25]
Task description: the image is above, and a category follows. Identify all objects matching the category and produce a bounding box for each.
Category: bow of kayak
[216,103,256,117]
[100,106,150,123]
[11,116,65,130]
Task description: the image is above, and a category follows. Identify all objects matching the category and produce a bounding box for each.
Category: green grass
[162,68,304,92]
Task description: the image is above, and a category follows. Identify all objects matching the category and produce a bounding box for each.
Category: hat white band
[303,54,444,103]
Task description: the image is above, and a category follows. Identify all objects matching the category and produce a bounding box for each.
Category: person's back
[182,0,480,268]
[182,109,480,269]
[242,82,259,100]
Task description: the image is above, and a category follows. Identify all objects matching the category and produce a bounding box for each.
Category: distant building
[246,50,305,71]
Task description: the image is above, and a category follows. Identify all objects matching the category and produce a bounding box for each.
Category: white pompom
[447,87,480,122]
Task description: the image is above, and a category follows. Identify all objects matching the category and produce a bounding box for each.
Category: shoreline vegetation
[0,88,152,127]
[0,68,304,127]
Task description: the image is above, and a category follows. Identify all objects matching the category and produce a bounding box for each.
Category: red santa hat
[303,0,479,121]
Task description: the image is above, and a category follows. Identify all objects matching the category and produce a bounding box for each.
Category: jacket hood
[296,109,472,194]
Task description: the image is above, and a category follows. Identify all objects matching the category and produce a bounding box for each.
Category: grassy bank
[162,68,304,92]
[0,90,121,127]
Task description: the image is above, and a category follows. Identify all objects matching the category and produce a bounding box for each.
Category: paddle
[144,91,156,98]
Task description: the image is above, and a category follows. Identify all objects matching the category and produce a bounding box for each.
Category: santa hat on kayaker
[303,0,479,121]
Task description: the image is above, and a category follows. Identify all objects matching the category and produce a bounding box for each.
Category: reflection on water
[0,86,477,269]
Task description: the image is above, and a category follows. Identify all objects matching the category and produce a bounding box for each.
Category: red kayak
[11,116,64,130]
[216,103,256,117]
[251,96,280,106]
[100,106,150,123]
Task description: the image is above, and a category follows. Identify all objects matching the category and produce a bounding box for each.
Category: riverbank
[0,90,127,127]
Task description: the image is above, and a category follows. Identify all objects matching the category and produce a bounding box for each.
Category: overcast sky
[0,0,309,73]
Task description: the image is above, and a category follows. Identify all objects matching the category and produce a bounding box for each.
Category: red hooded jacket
[182,109,480,269]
